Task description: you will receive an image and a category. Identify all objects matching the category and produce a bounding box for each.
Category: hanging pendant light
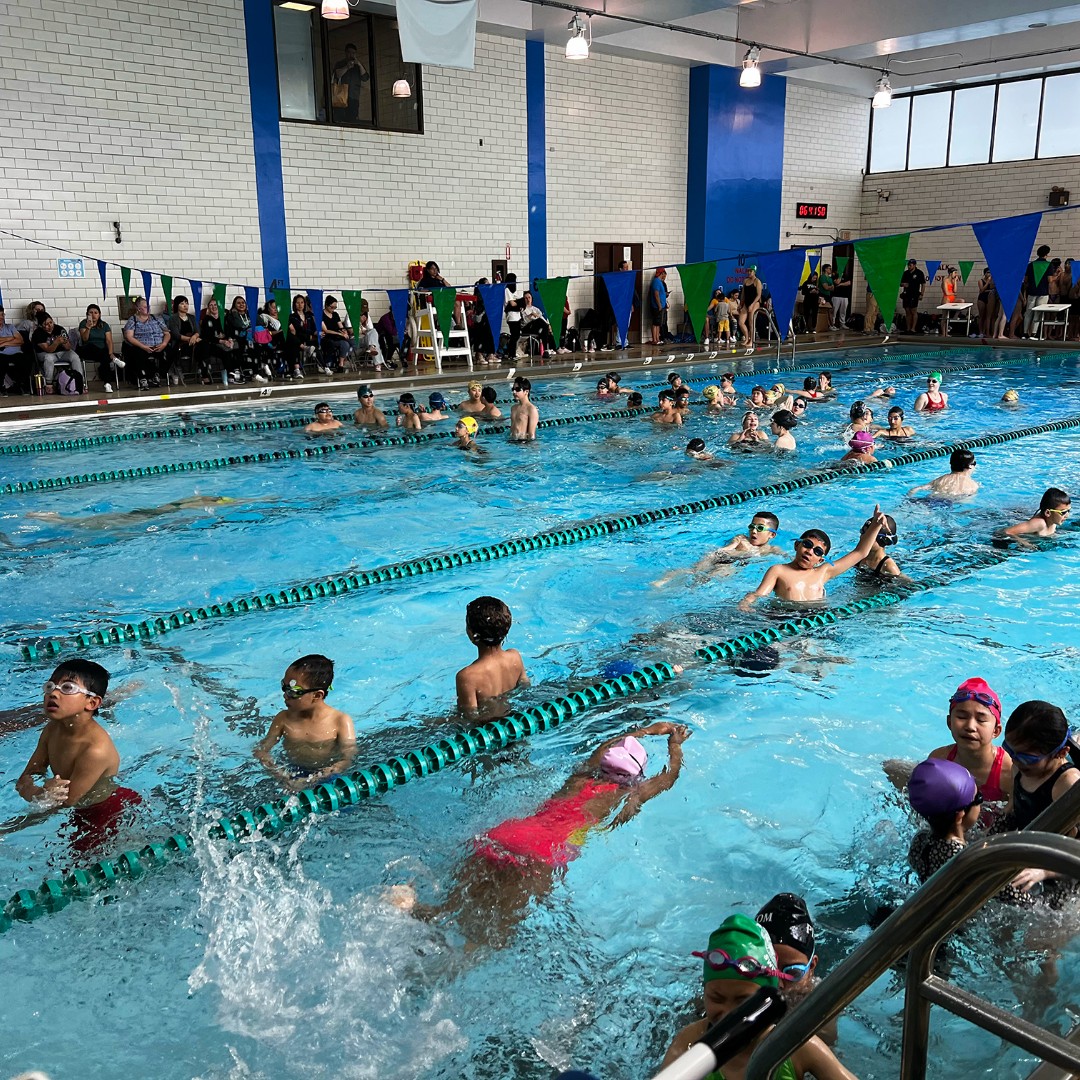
[739,46,762,88]
[321,0,349,19]
[392,79,412,98]
[872,74,893,109]
[565,14,591,60]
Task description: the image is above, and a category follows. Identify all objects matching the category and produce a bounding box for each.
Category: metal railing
[745,778,1080,1080]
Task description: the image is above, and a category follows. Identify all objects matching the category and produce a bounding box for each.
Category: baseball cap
[755,893,815,956]
[908,758,979,818]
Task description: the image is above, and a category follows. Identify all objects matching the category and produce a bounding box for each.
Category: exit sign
[796,202,829,219]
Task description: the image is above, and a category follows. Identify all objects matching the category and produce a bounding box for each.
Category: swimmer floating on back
[652,511,784,587]
[26,495,239,529]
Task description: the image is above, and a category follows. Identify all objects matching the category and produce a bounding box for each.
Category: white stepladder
[412,295,473,373]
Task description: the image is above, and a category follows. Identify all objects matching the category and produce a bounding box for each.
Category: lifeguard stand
[412,295,473,373]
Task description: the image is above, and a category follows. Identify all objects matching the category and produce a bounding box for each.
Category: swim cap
[599,736,647,780]
[771,383,785,395]
[357,385,373,399]
[1002,389,1019,402]
[697,914,780,988]
[468,380,482,392]
[667,372,682,385]
[950,677,1001,721]
[398,393,416,406]
[928,371,943,383]
[601,660,638,680]
[756,893,815,957]
[849,431,875,451]
[458,416,478,436]
[429,392,447,408]
[702,385,720,400]
[687,438,706,453]
[908,758,978,818]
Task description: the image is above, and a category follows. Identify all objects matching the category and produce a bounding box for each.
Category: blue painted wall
[525,38,547,283]
[244,0,291,289]
[686,64,785,265]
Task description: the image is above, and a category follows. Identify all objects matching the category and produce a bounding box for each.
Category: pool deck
[1,330,1075,426]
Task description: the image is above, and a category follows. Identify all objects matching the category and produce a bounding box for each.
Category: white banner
[397,0,478,70]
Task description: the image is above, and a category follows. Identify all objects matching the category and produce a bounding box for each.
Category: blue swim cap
[602,660,639,680]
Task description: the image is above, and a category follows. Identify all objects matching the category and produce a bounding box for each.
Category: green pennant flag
[534,276,569,344]
[274,288,292,327]
[959,260,976,284]
[213,283,227,327]
[853,234,910,316]
[120,266,132,298]
[834,255,849,279]
[676,261,718,340]
[161,275,173,313]
[431,287,457,349]
[1031,258,1050,287]
[341,289,364,342]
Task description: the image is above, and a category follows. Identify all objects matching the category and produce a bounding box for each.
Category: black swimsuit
[1012,764,1078,828]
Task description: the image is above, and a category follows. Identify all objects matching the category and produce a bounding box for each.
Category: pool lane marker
[0,405,653,496]
[0,539,1030,933]
[18,414,1080,662]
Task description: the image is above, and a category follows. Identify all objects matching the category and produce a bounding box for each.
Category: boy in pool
[685,437,714,461]
[305,403,342,433]
[254,654,355,789]
[353,385,388,427]
[626,391,644,408]
[509,376,539,441]
[455,596,530,713]
[650,389,683,426]
[1004,487,1071,540]
[419,391,450,422]
[453,415,482,451]
[458,380,487,414]
[396,393,422,431]
[652,512,784,586]
[479,386,503,419]
[907,449,978,499]
[739,506,889,610]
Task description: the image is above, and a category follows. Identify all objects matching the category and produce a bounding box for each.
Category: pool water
[1,346,1079,1080]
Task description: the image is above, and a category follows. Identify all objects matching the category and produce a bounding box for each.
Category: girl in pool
[745,385,769,409]
[914,372,948,412]
[390,723,689,947]
[662,913,857,1079]
[841,401,874,445]
[729,411,770,449]
[928,678,1012,805]
[854,510,904,580]
[839,430,877,463]
[876,405,915,440]
[702,384,735,412]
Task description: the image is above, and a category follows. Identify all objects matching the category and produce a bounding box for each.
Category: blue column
[244,0,291,288]
[686,64,785,265]
[525,38,547,283]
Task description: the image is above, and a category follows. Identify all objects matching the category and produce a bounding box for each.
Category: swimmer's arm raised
[826,506,888,579]
[609,725,689,826]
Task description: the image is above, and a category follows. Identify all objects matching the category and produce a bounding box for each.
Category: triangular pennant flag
[676,261,718,340]
[534,276,569,344]
[341,289,364,342]
[161,274,173,313]
[1032,259,1050,287]
[477,283,508,340]
[244,285,260,323]
[213,283,227,327]
[431,287,457,349]
[190,280,203,317]
[273,288,292,325]
[972,212,1043,317]
[600,270,636,347]
[141,270,153,305]
[834,255,849,279]
[387,288,411,347]
[307,289,323,338]
[97,260,108,299]
[120,267,132,297]
[808,253,821,275]
[958,260,975,284]
[925,260,941,285]
[754,249,806,340]
[854,233,910,316]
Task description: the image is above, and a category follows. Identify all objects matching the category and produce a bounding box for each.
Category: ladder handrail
[745,779,1080,1080]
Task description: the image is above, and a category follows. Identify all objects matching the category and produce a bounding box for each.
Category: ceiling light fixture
[565,13,591,60]
[280,2,316,10]
[321,0,350,19]
[739,45,762,88]
[392,79,412,98]
[872,73,893,109]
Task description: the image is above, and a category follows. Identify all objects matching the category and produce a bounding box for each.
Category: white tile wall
[0,0,263,328]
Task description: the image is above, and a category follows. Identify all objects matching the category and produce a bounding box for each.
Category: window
[1038,73,1080,158]
[992,79,1041,162]
[272,4,423,133]
[908,92,950,170]
[869,97,910,173]
[948,85,994,166]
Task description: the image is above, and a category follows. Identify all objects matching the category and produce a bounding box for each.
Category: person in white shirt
[517,290,558,355]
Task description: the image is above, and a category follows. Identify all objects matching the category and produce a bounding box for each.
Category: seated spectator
[356,299,385,371]
[122,297,171,389]
[375,307,399,368]
[258,299,284,349]
[16,300,45,338]
[517,290,558,355]
[33,312,85,392]
[224,295,258,381]
[0,304,32,394]
[254,299,284,378]
[284,294,316,379]
[76,303,120,391]
[198,298,237,382]
[166,296,204,385]
[320,295,351,374]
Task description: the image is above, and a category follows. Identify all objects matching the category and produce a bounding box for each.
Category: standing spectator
[900,258,926,332]
[33,312,85,391]
[739,266,762,348]
[800,272,820,334]
[122,297,171,389]
[166,296,203,385]
[330,42,369,123]
[976,268,994,337]
[817,263,835,320]
[863,285,880,335]
[940,267,963,336]
[0,305,32,394]
[649,267,668,345]
[1022,244,1052,337]
[504,273,524,358]
[77,303,118,390]
[199,298,236,382]
[832,262,852,329]
[320,295,351,374]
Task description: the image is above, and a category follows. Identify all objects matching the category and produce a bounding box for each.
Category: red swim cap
[950,677,1001,721]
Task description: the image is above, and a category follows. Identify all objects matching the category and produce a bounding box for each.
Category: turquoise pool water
[1,346,1079,1079]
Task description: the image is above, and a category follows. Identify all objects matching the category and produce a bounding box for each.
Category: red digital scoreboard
[796,202,829,219]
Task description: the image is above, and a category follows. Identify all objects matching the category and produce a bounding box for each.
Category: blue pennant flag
[925,260,941,285]
[244,285,260,322]
[754,249,807,340]
[600,270,636,347]
[386,288,412,347]
[189,280,203,317]
[97,261,107,299]
[972,212,1043,318]
[477,283,508,342]
[307,289,323,338]
[140,269,153,305]
[808,253,821,275]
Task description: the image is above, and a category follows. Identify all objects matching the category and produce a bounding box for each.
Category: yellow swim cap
[1002,389,1019,402]
[459,416,479,436]
[702,385,720,400]
[772,382,785,395]
[468,380,482,392]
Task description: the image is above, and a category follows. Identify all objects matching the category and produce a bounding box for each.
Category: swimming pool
[2,346,1079,1079]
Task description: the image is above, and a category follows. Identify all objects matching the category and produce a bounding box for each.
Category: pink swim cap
[600,736,647,780]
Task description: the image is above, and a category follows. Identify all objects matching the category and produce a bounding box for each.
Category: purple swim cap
[600,736,647,780]
[849,431,875,451]
[908,758,978,817]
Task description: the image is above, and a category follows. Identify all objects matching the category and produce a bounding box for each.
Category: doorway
[594,242,643,344]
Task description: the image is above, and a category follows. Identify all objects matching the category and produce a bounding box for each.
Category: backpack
[57,369,82,395]
[252,328,273,346]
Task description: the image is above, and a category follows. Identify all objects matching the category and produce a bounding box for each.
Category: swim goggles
[692,948,794,982]
[1003,729,1072,766]
[748,523,773,534]
[780,948,816,981]
[1046,506,1071,517]
[797,538,827,558]
[281,681,331,699]
[43,680,91,697]
[950,689,998,711]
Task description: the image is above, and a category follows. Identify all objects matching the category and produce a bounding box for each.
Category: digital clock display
[796,202,829,219]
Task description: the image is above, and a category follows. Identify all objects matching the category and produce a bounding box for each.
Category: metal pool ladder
[745,781,1080,1080]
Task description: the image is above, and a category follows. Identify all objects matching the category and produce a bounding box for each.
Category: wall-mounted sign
[583,248,594,272]
[796,202,828,220]
[57,258,85,278]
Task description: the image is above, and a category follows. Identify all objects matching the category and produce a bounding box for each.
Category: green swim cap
[928,371,942,382]
[697,913,780,989]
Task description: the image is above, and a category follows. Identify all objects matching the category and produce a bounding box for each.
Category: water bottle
[32,373,45,396]
[221,369,229,386]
